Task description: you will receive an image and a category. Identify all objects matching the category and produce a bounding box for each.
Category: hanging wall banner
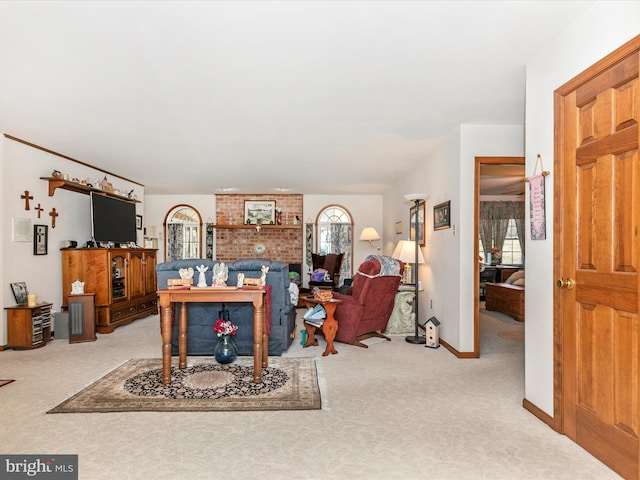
[529,174,546,240]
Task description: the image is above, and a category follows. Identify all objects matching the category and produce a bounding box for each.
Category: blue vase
[214,334,238,364]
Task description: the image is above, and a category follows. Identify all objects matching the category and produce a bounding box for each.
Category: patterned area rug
[48,357,321,413]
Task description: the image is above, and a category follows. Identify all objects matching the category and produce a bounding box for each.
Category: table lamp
[392,240,424,284]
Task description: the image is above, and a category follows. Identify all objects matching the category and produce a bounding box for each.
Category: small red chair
[332,256,403,348]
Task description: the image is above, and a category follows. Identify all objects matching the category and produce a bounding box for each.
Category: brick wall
[215,194,303,264]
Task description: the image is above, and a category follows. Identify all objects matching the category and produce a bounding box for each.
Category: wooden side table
[301,296,342,356]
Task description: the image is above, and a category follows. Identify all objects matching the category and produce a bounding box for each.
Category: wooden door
[555,37,640,479]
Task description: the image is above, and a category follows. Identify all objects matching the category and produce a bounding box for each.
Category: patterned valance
[479,201,524,220]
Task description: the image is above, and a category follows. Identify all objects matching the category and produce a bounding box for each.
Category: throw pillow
[506,270,525,284]
[311,268,330,282]
[512,278,525,286]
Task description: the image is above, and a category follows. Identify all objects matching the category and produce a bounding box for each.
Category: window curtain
[515,218,525,262]
[329,223,352,284]
[479,201,525,255]
[167,224,183,261]
[479,220,493,260]
[305,223,314,268]
[494,219,510,252]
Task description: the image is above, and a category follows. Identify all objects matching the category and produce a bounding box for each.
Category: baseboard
[522,398,558,431]
[439,338,479,358]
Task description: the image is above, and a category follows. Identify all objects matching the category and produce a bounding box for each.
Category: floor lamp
[404,193,428,344]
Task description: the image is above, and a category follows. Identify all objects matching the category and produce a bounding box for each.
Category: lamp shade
[404,193,428,203]
[359,227,381,242]
[391,240,425,264]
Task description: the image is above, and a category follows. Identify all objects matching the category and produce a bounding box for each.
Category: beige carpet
[48,357,320,413]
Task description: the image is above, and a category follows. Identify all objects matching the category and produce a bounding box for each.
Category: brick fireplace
[214,194,303,264]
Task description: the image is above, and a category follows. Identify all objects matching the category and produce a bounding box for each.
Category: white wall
[143,194,216,263]
[524,1,640,415]
[143,194,382,286]
[303,195,383,283]
[384,125,523,351]
[1,137,144,346]
[0,137,4,344]
[458,124,524,351]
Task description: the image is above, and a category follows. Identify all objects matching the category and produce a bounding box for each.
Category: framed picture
[12,217,31,242]
[10,282,29,305]
[409,201,425,247]
[136,215,143,230]
[33,224,48,255]
[244,200,276,225]
[434,200,451,231]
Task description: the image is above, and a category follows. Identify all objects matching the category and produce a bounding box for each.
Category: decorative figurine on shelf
[71,279,85,295]
[179,267,194,280]
[260,265,269,285]
[237,266,269,287]
[196,265,208,287]
[212,263,228,287]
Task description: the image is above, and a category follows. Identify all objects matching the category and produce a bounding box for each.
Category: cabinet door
[143,251,157,295]
[109,252,128,303]
[128,251,145,298]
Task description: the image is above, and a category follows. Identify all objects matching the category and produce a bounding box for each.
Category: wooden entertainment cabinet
[61,248,158,333]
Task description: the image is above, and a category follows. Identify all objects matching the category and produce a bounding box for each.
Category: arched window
[316,205,353,283]
[164,204,202,261]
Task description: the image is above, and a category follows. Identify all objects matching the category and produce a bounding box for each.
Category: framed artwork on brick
[244,200,276,225]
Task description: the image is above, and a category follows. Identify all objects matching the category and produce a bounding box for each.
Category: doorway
[473,156,525,356]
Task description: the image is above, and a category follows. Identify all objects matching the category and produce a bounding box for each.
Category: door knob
[556,278,576,289]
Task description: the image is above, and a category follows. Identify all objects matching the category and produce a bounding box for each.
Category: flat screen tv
[90,192,137,245]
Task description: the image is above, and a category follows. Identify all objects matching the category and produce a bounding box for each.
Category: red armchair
[332,255,403,348]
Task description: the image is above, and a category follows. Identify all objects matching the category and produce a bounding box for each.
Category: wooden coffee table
[301,296,341,356]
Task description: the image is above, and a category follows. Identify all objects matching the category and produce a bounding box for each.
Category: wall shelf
[213,224,302,230]
[40,177,140,203]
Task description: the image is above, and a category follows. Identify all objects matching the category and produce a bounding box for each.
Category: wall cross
[21,191,33,210]
[49,207,59,228]
[35,203,44,218]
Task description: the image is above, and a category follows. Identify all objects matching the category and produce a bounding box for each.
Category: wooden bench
[485,282,524,322]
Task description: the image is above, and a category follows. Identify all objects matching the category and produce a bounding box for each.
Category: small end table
[301,296,342,356]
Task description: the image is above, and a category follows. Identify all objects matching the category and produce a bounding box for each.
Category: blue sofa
[156,258,297,356]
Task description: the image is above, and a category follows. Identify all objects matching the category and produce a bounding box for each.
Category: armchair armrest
[332,292,364,320]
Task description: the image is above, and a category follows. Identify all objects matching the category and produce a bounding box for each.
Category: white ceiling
[0,1,593,195]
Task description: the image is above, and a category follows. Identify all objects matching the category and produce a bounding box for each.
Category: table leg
[322,302,339,356]
[253,298,264,383]
[160,304,173,385]
[178,302,187,370]
[303,322,319,348]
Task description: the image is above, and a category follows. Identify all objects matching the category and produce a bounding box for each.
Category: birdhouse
[424,316,440,349]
